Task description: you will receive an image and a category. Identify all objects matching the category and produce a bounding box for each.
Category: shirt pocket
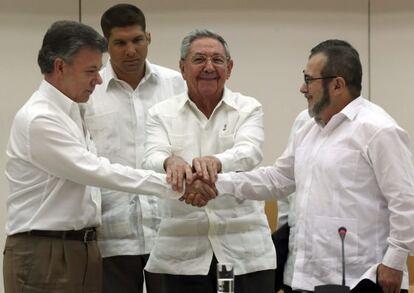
[218,132,235,152]
[317,147,361,190]
[152,217,205,261]
[308,216,360,281]
[84,112,121,155]
[98,196,135,240]
[220,205,271,259]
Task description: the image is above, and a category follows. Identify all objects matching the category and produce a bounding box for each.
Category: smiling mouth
[199,76,218,80]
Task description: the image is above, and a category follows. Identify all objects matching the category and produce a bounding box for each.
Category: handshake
[164,155,221,207]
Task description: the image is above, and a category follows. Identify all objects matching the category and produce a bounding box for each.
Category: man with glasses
[142,29,276,293]
[3,20,215,293]
[216,39,414,293]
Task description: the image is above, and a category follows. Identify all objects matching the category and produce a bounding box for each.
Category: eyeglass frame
[183,53,230,66]
[303,73,337,85]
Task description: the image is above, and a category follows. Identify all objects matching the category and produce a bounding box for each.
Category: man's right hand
[164,155,193,193]
[179,179,218,207]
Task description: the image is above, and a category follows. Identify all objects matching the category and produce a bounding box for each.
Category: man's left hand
[192,156,222,184]
[377,263,403,293]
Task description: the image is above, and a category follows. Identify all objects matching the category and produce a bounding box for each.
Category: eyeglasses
[187,54,228,66]
[304,74,337,85]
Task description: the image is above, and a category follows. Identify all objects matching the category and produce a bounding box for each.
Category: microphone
[314,227,350,293]
[338,226,347,286]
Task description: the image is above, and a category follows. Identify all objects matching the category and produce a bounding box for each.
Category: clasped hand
[164,155,221,207]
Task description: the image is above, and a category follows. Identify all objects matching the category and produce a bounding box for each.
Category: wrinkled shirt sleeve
[217,144,296,201]
[368,126,414,270]
[28,115,182,199]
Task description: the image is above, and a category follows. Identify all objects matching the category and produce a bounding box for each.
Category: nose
[203,59,215,72]
[126,42,136,57]
[95,72,103,85]
[300,82,307,94]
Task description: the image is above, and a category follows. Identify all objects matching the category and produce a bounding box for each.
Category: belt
[16,228,97,242]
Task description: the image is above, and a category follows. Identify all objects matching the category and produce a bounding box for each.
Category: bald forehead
[305,52,327,74]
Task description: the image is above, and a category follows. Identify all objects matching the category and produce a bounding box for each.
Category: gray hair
[180,29,231,60]
[38,20,107,74]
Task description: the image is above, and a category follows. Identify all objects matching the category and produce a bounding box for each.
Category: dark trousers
[272,223,290,291]
[102,254,163,293]
[146,255,275,293]
[283,279,408,293]
[3,234,101,293]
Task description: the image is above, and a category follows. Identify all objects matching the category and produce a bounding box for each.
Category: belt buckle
[83,229,94,242]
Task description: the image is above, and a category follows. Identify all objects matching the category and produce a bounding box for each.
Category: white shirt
[218,97,414,290]
[277,110,312,287]
[84,60,185,257]
[5,80,182,235]
[142,88,276,275]
[277,109,311,228]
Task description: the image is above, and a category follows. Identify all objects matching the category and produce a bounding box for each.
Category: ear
[146,32,151,44]
[53,58,66,77]
[333,76,346,91]
[226,59,234,79]
[179,59,186,80]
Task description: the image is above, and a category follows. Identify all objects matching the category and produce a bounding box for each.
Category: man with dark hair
[3,20,213,293]
[216,39,414,293]
[84,3,186,293]
[142,29,275,293]
[274,40,357,292]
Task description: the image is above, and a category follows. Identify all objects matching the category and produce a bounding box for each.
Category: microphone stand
[314,227,350,293]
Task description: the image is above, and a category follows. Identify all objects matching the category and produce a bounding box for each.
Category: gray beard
[308,86,330,119]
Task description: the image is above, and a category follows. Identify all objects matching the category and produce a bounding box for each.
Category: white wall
[371,0,414,141]
[0,1,413,291]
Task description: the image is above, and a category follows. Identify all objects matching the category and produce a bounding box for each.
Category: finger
[179,195,185,201]
[207,161,217,184]
[185,165,193,184]
[192,194,202,207]
[185,193,195,205]
[166,167,172,184]
[193,159,203,177]
[193,194,207,207]
[177,169,184,193]
[200,160,209,181]
[201,182,217,200]
[171,168,178,191]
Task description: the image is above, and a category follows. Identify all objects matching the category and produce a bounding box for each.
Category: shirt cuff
[148,154,170,173]
[216,173,245,200]
[214,153,235,173]
[160,174,184,200]
[382,245,408,271]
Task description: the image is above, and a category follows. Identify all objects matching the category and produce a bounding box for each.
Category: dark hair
[101,3,146,39]
[180,29,231,60]
[310,39,362,99]
[37,20,107,74]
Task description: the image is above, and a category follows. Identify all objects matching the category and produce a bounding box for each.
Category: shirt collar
[315,96,364,128]
[177,87,236,111]
[39,80,77,116]
[339,95,364,121]
[103,59,156,91]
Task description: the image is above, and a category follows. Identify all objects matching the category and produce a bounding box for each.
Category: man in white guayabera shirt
[142,29,276,293]
[83,4,185,293]
[3,21,215,293]
[216,40,414,293]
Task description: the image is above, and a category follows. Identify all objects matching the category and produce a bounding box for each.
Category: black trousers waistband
[13,227,97,242]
